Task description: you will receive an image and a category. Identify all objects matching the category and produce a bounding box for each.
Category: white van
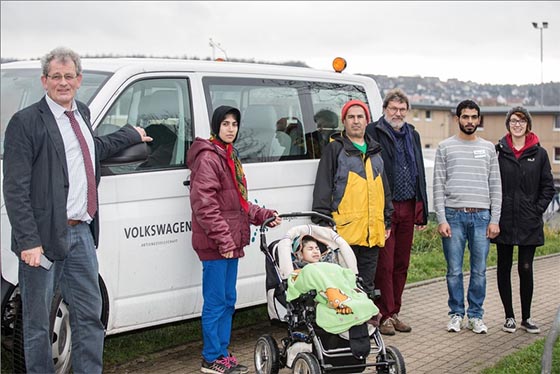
[1,58,382,372]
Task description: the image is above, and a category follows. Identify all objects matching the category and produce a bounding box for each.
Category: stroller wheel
[292,352,320,374]
[254,334,280,374]
[377,345,406,374]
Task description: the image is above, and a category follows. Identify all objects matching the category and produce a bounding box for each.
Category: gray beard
[389,121,404,130]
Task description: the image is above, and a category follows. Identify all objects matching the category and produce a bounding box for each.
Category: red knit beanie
[340,99,371,123]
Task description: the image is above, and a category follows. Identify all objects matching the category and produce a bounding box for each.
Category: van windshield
[0,68,111,157]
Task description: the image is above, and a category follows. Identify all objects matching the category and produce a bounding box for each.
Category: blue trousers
[18,222,104,374]
[201,258,238,362]
[442,208,490,319]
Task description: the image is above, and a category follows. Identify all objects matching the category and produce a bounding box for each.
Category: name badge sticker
[473,149,486,159]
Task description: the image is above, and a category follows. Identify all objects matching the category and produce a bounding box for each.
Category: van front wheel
[12,289,72,374]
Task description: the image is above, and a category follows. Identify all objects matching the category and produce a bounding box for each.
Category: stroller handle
[260,211,335,232]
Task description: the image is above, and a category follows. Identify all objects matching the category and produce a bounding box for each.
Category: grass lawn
[481,338,560,374]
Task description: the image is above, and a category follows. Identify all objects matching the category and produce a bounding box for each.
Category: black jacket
[3,97,142,260]
[492,136,555,246]
[366,118,429,225]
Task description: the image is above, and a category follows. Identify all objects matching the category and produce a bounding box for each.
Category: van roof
[1,58,373,84]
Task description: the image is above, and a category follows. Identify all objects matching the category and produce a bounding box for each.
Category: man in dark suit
[2,47,152,374]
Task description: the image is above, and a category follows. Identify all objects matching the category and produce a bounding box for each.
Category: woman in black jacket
[493,106,555,334]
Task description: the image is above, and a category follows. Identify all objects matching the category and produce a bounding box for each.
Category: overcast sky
[2,1,559,85]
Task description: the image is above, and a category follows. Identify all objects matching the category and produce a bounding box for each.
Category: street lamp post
[532,21,548,106]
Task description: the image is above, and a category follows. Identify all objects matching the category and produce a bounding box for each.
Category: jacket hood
[497,132,541,157]
[332,131,381,155]
[187,137,225,167]
[211,105,241,142]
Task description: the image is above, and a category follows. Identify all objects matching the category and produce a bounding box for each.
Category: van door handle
[183,179,190,186]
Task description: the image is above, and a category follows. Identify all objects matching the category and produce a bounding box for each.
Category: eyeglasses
[509,119,527,126]
[386,106,408,114]
[46,74,78,82]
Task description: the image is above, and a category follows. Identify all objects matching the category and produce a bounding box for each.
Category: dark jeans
[351,245,380,295]
[375,200,415,320]
[18,222,104,374]
[496,244,536,321]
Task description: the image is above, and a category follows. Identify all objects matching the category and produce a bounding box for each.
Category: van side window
[203,77,368,163]
[96,78,192,175]
[308,84,368,159]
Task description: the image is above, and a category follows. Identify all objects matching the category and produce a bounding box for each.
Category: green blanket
[286,262,379,334]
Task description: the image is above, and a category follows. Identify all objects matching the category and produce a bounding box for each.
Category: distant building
[410,104,560,181]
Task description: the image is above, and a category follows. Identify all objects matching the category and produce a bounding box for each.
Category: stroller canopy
[276,224,358,279]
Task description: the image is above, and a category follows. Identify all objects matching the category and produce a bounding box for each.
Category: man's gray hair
[382,88,410,110]
[41,47,82,77]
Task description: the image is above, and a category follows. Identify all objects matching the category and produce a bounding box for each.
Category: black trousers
[496,244,536,321]
[351,245,380,295]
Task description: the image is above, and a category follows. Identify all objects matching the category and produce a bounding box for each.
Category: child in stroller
[287,235,379,334]
[254,212,405,374]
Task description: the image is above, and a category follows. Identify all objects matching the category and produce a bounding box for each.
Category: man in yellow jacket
[313,99,393,298]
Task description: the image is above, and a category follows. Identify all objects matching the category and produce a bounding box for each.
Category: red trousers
[375,199,416,321]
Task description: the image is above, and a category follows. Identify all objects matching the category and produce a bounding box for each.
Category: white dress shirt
[45,94,96,222]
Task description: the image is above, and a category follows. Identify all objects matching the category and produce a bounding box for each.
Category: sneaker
[467,317,488,334]
[201,357,234,374]
[225,355,248,374]
[392,314,412,333]
[502,318,517,333]
[379,318,396,335]
[447,314,463,332]
[521,318,541,334]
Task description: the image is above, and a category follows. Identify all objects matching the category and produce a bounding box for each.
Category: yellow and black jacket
[312,132,393,248]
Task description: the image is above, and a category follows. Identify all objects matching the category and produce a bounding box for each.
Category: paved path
[106,254,560,374]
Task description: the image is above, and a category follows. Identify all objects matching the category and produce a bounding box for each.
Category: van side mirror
[102,143,149,166]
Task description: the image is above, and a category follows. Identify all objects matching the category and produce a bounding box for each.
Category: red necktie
[65,110,97,218]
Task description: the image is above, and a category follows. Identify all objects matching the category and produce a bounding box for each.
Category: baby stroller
[254,212,405,374]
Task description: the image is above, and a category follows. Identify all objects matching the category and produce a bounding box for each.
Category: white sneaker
[447,314,463,332]
[467,317,488,334]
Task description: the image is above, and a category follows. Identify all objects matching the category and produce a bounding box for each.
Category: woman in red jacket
[187,106,281,374]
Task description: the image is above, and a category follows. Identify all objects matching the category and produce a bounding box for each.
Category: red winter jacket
[186,137,275,261]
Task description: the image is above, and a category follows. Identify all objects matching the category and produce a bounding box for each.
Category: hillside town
[366,74,560,107]
[3,56,559,107]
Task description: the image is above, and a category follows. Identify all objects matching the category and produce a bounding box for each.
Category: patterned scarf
[210,136,249,212]
[382,118,418,178]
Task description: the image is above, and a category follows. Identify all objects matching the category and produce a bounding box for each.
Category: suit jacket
[3,97,141,260]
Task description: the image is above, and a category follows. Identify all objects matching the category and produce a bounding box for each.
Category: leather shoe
[392,314,412,333]
[379,318,396,335]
